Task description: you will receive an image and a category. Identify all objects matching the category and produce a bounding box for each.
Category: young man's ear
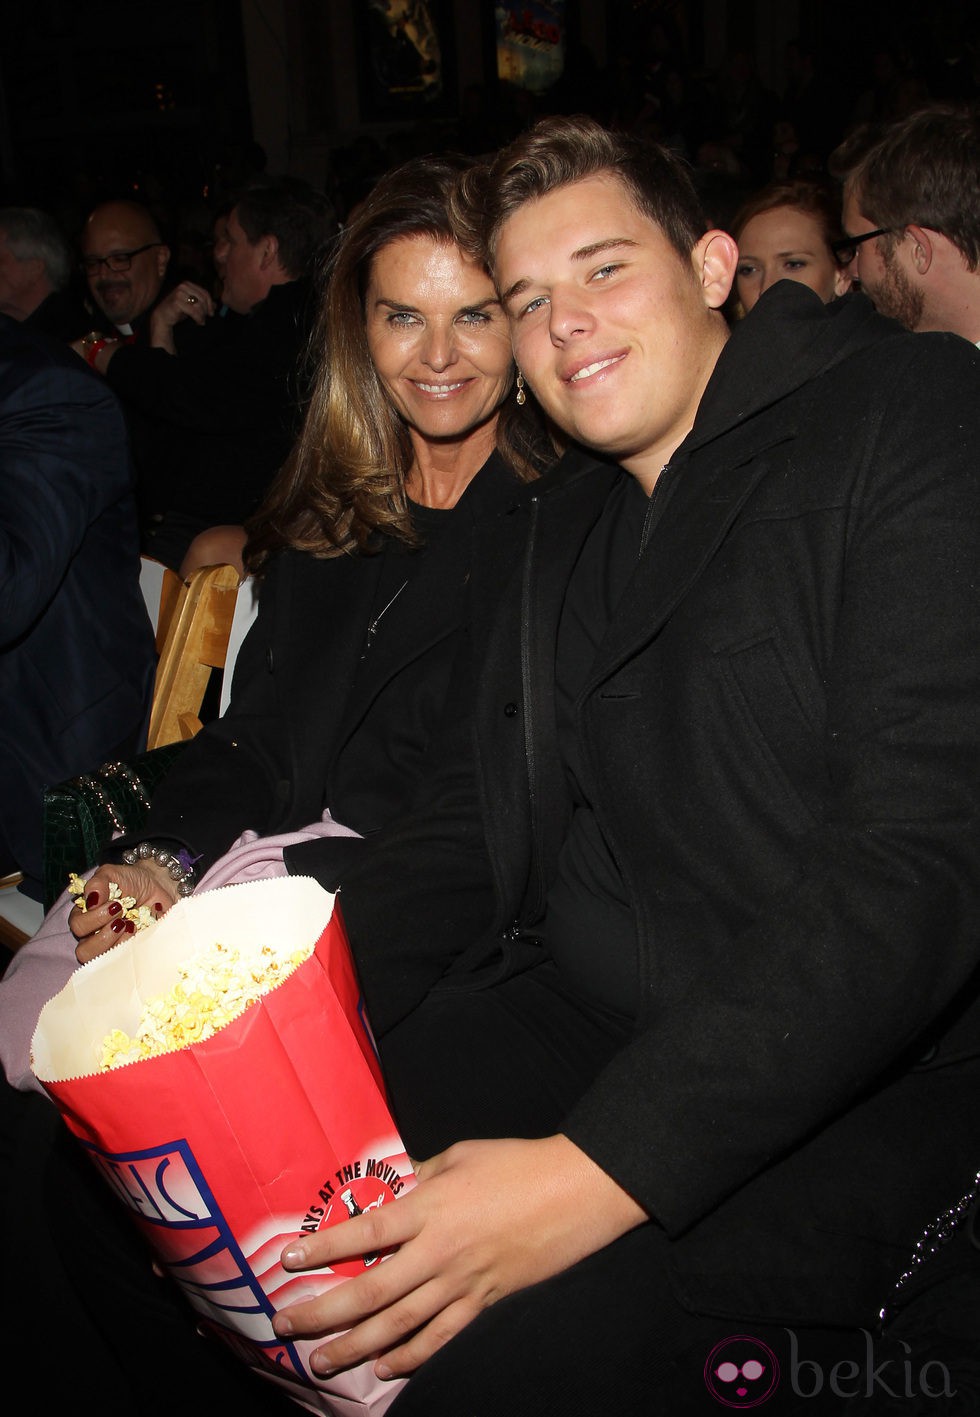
[694,230,739,310]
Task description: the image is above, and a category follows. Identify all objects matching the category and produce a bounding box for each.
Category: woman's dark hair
[246,153,554,570]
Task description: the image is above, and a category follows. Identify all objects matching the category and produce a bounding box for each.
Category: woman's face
[735,205,851,312]
[365,234,513,449]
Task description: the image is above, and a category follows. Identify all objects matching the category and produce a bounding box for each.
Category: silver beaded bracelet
[120,840,199,897]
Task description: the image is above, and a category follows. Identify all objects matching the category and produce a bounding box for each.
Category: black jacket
[105,280,315,565]
[293,286,980,1327]
[141,452,535,867]
[0,317,155,888]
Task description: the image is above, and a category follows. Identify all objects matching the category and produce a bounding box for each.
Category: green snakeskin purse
[41,741,188,911]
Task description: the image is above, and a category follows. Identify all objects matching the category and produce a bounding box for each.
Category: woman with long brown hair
[0,153,555,1417]
[59,152,554,957]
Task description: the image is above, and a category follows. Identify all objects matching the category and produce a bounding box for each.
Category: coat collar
[536,288,903,689]
[687,284,898,457]
[335,449,532,737]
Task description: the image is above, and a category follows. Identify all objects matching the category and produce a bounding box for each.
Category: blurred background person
[836,104,980,343]
[0,207,89,340]
[73,176,336,572]
[0,316,154,909]
[730,177,854,317]
[78,199,171,341]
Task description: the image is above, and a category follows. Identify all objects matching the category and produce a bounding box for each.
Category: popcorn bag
[31,875,414,1417]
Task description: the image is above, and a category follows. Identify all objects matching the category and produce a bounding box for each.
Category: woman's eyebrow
[459,296,502,313]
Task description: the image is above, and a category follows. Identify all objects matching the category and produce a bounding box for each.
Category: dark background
[1,0,977,241]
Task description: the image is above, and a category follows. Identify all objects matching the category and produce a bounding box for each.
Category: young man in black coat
[270,117,980,1413]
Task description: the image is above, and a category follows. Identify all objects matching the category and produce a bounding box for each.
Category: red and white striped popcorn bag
[31,875,414,1416]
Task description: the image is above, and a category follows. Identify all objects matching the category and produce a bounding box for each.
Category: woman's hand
[272,1134,646,1380]
[149,281,215,352]
[69,331,123,373]
[68,861,181,962]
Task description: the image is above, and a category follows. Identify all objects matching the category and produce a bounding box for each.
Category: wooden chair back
[147,563,242,749]
[139,555,184,654]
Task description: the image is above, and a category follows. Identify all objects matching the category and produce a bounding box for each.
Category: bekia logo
[704,1330,956,1406]
[704,1335,780,1408]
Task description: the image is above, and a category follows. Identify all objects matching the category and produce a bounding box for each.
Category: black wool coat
[294,285,980,1328]
[142,452,533,869]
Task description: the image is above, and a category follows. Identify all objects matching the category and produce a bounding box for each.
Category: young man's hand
[272,1133,647,1380]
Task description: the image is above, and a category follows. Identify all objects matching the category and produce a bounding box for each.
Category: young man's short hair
[456,115,709,271]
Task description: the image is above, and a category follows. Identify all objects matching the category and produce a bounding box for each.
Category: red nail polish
[86,891,100,909]
[107,901,122,916]
[110,919,126,934]
[124,921,136,934]
[154,902,164,913]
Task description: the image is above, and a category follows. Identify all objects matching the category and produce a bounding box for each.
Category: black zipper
[639,462,676,554]
[520,494,547,920]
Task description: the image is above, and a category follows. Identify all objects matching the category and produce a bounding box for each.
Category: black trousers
[9,961,978,1413]
[374,962,980,1416]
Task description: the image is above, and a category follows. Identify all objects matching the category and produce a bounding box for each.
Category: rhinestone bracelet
[120,840,199,897]
[880,1168,980,1324]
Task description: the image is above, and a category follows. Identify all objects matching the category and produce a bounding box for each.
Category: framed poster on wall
[495,1,568,94]
[355,0,457,122]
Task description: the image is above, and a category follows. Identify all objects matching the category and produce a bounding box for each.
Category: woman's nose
[421,323,456,369]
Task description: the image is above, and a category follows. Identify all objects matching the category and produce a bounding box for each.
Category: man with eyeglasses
[832,104,980,344]
[78,200,171,338]
[71,177,335,572]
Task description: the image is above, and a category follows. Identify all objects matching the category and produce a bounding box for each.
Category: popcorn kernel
[97,938,315,1071]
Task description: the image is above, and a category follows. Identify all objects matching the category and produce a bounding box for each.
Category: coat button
[266,648,274,671]
[503,702,518,717]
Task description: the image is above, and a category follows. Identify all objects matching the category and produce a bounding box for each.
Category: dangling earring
[516,371,526,406]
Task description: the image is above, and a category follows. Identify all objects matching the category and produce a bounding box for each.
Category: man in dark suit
[273,118,980,1413]
[0,316,155,903]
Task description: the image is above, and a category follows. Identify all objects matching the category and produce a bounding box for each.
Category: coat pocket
[717,630,825,827]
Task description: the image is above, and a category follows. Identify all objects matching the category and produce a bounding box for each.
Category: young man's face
[495,173,733,490]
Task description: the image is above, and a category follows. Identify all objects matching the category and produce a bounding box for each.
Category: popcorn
[98,938,314,1071]
[68,873,156,932]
